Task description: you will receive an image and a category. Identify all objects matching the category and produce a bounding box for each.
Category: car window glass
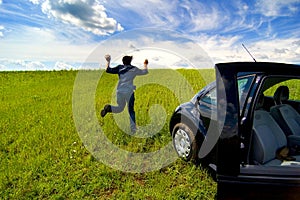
[237,75,255,111]
[201,88,217,106]
[264,79,300,101]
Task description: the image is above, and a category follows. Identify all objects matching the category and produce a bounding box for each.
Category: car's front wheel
[172,123,198,161]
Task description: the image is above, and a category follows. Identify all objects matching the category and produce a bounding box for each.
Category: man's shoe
[101,105,111,117]
[130,126,137,134]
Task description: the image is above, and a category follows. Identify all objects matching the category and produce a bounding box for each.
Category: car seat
[270,86,300,146]
[251,93,300,166]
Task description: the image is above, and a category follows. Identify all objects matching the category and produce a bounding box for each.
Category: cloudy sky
[0,0,300,70]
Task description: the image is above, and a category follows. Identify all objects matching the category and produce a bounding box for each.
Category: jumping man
[101,55,149,133]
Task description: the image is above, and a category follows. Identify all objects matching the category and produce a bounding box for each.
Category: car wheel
[172,123,198,161]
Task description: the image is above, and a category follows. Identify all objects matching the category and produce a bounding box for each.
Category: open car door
[215,62,300,200]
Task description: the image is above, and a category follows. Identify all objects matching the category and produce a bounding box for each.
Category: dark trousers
[111,91,136,131]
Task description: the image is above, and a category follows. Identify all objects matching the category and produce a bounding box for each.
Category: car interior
[249,77,300,167]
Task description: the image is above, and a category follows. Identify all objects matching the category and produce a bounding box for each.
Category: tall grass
[0,69,216,199]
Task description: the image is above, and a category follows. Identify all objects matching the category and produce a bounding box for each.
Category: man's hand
[104,54,111,69]
[105,54,111,62]
[144,59,148,69]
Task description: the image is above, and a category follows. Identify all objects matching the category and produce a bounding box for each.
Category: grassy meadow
[0,69,217,199]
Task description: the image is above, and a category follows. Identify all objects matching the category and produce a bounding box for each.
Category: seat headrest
[274,86,289,105]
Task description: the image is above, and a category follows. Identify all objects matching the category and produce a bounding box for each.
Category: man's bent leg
[111,92,126,113]
[101,92,126,117]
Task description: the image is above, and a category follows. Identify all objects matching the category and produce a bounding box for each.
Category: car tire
[172,123,199,162]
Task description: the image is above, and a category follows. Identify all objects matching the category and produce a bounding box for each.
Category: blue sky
[0,0,300,70]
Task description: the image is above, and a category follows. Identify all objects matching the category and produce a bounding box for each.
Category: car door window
[201,88,217,106]
[237,75,255,112]
[200,76,254,110]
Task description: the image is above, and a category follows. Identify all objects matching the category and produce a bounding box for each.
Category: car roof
[215,62,300,75]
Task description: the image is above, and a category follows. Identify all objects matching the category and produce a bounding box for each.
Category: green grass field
[0,69,217,199]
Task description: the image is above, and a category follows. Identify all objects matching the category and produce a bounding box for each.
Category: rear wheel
[172,123,199,161]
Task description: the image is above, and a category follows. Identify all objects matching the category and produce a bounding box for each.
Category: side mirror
[195,96,201,107]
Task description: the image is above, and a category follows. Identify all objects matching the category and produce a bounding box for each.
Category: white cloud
[252,38,300,62]
[195,34,300,64]
[90,29,214,70]
[114,0,180,28]
[112,0,225,32]
[194,34,244,62]
[29,0,41,4]
[0,26,96,62]
[40,0,123,35]
[54,61,74,70]
[0,25,4,37]
[255,0,300,17]
[0,59,48,71]
[1,27,299,71]
[26,61,48,70]
[0,58,87,71]
[106,0,266,35]
[180,2,224,32]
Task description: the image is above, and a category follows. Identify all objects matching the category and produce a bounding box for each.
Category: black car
[170,62,300,199]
